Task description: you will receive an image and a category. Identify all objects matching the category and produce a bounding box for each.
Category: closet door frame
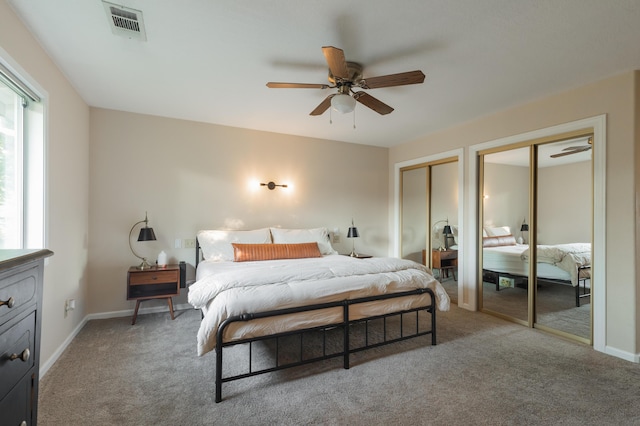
[469,115,606,352]
[394,148,466,306]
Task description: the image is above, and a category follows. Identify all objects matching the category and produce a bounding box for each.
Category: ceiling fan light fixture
[331,93,356,114]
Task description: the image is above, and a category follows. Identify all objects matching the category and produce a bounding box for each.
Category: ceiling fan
[550,137,593,158]
[266,46,425,116]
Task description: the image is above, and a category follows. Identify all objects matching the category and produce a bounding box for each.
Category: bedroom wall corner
[634,69,640,357]
[0,0,91,370]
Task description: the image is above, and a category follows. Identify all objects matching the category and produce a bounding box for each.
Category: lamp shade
[520,224,529,232]
[443,225,452,235]
[138,226,156,241]
[347,227,359,238]
[331,93,356,114]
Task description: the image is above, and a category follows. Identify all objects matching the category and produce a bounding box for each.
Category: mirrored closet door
[401,159,459,303]
[534,139,592,341]
[479,147,530,324]
[478,134,593,343]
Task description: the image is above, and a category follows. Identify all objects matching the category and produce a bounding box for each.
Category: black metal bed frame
[483,265,591,307]
[214,288,436,402]
[195,239,438,403]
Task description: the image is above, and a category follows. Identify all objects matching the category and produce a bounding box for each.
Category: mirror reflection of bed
[481,138,592,341]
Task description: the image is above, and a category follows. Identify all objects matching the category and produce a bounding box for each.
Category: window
[0,62,44,249]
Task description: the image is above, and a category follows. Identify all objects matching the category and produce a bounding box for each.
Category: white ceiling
[7,0,640,148]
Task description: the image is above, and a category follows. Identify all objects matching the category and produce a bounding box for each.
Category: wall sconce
[261,181,288,190]
[129,212,156,270]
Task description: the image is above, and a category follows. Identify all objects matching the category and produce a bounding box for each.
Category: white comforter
[521,243,591,285]
[188,255,450,356]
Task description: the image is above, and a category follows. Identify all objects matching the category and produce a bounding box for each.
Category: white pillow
[197,228,272,261]
[486,226,511,237]
[270,227,338,255]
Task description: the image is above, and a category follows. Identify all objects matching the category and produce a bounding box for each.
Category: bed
[481,229,591,307]
[187,227,450,402]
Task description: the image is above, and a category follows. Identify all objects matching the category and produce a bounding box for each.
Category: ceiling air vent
[102,1,147,41]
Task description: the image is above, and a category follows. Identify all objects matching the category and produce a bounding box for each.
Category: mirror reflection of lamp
[519,220,529,245]
[432,218,454,251]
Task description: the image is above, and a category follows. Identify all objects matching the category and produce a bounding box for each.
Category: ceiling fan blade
[561,146,591,151]
[266,82,330,89]
[550,146,592,158]
[322,46,349,79]
[309,94,335,116]
[360,70,425,89]
[353,92,394,115]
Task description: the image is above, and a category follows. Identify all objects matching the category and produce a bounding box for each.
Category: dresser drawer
[0,371,33,426]
[0,266,38,325]
[0,311,36,401]
[129,270,179,286]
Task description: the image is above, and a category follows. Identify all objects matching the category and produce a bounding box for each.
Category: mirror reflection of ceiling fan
[266,46,425,116]
[550,137,593,158]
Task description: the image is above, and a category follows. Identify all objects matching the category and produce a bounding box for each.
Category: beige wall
[482,163,529,237]
[88,108,389,313]
[538,161,591,244]
[1,1,90,365]
[390,71,639,358]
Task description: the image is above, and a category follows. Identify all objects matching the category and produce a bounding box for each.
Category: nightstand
[127,265,180,325]
[431,249,458,281]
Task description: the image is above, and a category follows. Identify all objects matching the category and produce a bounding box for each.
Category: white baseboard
[604,345,640,363]
[40,316,88,378]
[40,302,195,378]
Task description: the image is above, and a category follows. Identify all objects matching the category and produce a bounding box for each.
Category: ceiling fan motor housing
[328,62,363,86]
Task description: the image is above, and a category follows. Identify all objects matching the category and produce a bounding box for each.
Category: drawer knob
[0,296,15,308]
[9,348,30,363]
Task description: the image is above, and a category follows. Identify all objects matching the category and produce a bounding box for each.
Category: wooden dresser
[0,249,53,426]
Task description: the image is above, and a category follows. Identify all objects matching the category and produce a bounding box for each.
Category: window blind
[0,61,40,104]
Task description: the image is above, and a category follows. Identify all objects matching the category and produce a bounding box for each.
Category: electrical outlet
[184,239,196,248]
[64,298,76,317]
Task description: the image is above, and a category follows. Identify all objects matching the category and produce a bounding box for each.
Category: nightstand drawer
[438,250,457,260]
[129,270,178,286]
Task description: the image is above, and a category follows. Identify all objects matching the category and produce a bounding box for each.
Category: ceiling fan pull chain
[353,107,356,129]
[329,107,333,124]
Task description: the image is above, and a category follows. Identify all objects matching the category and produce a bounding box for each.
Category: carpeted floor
[440,276,590,339]
[39,305,640,425]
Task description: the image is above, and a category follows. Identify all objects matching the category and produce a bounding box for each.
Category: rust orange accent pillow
[232,242,322,262]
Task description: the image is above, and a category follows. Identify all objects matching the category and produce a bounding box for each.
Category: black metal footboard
[214,287,437,402]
